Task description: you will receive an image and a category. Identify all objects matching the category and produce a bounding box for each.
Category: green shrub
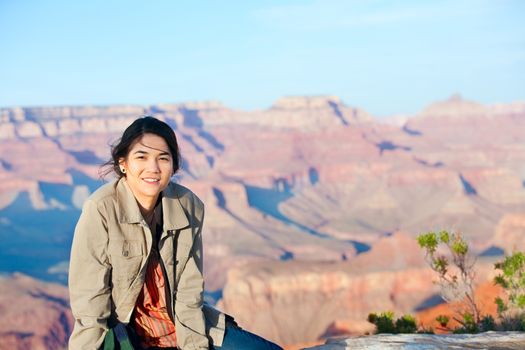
[367,312,419,334]
[480,315,495,332]
[417,231,525,333]
[417,231,481,328]
[435,315,450,328]
[460,312,479,333]
[494,252,525,330]
[395,314,417,333]
[368,311,396,334]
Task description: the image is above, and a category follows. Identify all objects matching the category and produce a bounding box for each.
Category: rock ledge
[305,332,525,349]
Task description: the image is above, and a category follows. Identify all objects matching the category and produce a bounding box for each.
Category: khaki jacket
[68,178,225,350]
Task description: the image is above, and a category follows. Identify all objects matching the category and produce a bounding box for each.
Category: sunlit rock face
[1,95,525,348]
[0,274,72,350]
[218,232,438,345]
[216,232,502,346]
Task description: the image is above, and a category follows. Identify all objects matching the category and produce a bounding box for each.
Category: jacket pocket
[109,240,144,283]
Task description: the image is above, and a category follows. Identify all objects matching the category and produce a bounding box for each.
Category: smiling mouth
[142,178,160,184]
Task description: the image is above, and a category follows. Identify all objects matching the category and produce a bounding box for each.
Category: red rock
[218,259,438,345]
[1,96,525,348]
[417,281,503,333]
[0,274,72,350]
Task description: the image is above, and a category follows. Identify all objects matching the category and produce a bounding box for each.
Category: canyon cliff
[1,94,524,347]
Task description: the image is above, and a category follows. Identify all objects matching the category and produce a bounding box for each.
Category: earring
[121,168,126,173]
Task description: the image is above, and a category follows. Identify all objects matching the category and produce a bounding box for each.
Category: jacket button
[123,251,129,257]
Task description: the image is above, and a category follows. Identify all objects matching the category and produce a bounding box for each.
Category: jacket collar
[116,178,189,230]
[162,181,190,230]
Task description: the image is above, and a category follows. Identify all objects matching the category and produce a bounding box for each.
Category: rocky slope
[217,232,503,346]
[0,274,72,350]
[1,95,525,348]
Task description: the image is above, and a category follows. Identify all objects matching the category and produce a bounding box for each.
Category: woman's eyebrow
[133,149,171,156]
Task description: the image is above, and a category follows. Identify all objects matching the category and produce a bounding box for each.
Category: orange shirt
[133,219,177,348]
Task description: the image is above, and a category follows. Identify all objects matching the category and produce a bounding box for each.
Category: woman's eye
[160,157,170,161]
[136,156,145,159]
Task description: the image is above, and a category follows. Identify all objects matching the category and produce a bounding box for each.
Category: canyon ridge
[1,95,524,348]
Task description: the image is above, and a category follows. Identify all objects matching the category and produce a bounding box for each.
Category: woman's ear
[118,158,127,174]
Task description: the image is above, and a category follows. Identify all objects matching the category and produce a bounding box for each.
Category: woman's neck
[138,199,158,230]
[124,179,160,218]
[127,189,158,217]
[137,197,158,217]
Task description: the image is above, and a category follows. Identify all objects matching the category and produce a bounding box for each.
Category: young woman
[68,116,282,350]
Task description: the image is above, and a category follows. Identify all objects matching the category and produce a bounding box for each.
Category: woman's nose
[147,159,161,172]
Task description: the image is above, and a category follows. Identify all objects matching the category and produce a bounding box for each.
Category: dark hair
[100,116,181,178]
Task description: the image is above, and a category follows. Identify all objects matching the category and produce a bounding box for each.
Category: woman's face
[120,133,173,208]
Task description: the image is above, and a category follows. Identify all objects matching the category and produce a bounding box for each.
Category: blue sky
[0,0,524,117]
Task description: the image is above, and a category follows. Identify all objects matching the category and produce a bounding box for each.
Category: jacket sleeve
[68,199,112,350]
[174,200,209,350]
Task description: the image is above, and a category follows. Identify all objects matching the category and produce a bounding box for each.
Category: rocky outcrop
[218,257,479,345]
[268,96,374,128]
[0,105,147,140]
[0,97,372,141]
[0,274,72,350]
[188,180,357,290]
[217,233,503,346]
[414,94,489,120]
[217,234,438,346]
[2,96,525,349]
[306,332,525,350]
[404,95,525,147]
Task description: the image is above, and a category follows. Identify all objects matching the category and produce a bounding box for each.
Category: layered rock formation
[0,274,72,350]
[219,261,437,345]
[217,232,505,346]
[217,233,433,345]
[1,95,525,348]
